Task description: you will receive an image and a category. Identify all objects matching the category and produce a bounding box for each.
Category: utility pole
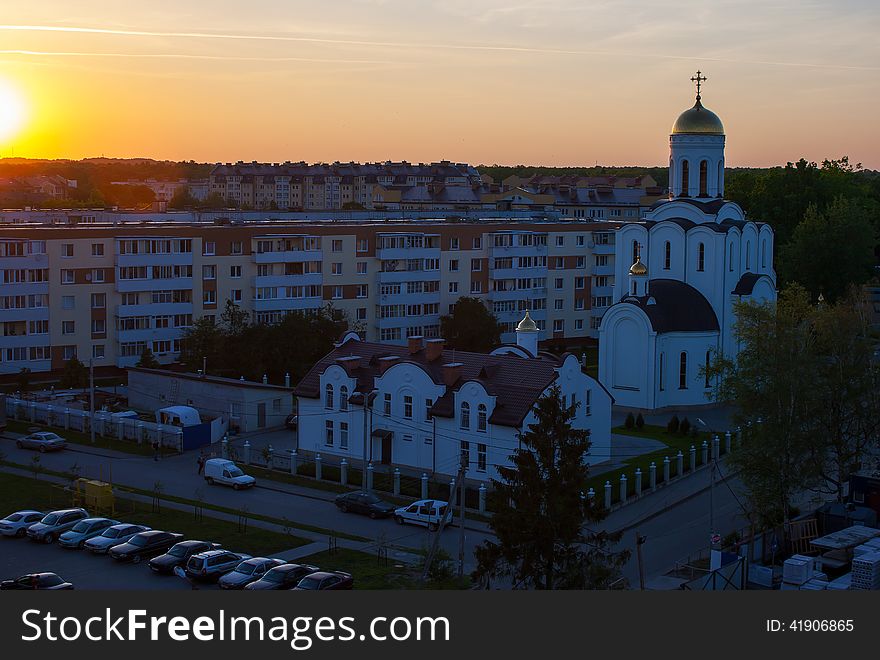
[458,451,467,580]
[421,459,464,583]
[89,358,95,444]
[636,532,647,590]
[710,447,716,551]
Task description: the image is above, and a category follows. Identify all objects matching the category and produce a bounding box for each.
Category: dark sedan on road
[292,570,354,591]
[334,492,396,519]
[149,540,220,574]
[244,563,320,590]
[108,530,183,563]
[1,572,74,590]
[218,557,286,590]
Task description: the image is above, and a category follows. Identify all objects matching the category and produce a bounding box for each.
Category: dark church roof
[731,272,762,295]
[650,197,729,214]
[620,279,719,334]
[294,340,572,428]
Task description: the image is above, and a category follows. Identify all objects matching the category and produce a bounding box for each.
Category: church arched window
[680,160,690,197]
[745,241,751,271]
[477,404,487,432]
[729,243,735,271]
[632,240,640,265]
[679,352,688,390]
[325,384,334,409]
[664,241,671,270]
[340,386,348,411]
[632,281,637,296]
[761,239,767,268]
[717,161,723,197]
[705,350,711,388]
[697,243,705,272]
[699,160,708,197]
[460,402,470,429]
[659,352,665,391]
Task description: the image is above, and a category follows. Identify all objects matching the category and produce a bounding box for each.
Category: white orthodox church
[598,76,777,411]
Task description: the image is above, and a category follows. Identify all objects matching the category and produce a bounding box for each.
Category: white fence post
[478,483,487,513]
[393,468,400,495]
[340,459,348,485]
[420,473,428,499]
[604,481,612,509]
[315,453,322,480]
[635,468,642,497]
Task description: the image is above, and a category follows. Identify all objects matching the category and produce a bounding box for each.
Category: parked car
[393,499,452,531]
[27,508,89,543]
[335,491,396,519]
[0,510,44,538]
[108,530,183,563]
[292,570,354,591]
[204,458,256,490]
[16,431,67,453]
[185,550,252,582]
[58,517,118,549]
[218,557,286,590]
[0,572,74,590]
[149,540,220,574]
[84,524,151,555]
[244,563,320,590]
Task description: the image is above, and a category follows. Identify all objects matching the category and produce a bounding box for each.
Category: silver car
[58,517,118,549]
[83,523,151,554]
[0,510,44,538]
[26,508,89,543]
[16,431,67,453]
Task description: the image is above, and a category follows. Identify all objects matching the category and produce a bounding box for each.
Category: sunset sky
[0,0,877,168]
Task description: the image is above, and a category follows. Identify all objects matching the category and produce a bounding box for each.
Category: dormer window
[460,402,470,429]
[324,384,334,409]
[477,404,487,432]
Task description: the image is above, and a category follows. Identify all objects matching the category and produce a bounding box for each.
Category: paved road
[0,437,494,573]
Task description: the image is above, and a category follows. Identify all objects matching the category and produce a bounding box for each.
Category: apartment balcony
[488,244,548,259]
[0,307,49,322]
[116,277,193,293]
[116,327,184,343]
[0,253,48,270]
[115,253,193,268]
[376,246,440,261]
[116,302,192,317]
[252,296,323,313]
[379,290,440,305]
[0,333,49,349]
[590,241,616,256]
[487,288,524,301]
[253,273,323,288]
[490,266,548,280]
[0,358,51,376]
[592,284,614,295]
[591,264,615,276]
[253,249,322,264]
[0,281,49,297]
[377,270,441,284]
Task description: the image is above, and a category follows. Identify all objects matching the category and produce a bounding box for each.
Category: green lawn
[4,418,155,457]
[0,471,306,556]
[586,424,716,503]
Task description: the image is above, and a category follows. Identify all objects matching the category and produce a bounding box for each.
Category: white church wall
[655,332,719,408]
[648,222,687,283]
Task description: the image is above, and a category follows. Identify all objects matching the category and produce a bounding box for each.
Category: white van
[204,458,256,490]
[393,499,452,531]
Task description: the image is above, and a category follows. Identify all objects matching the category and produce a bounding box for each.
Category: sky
[0,0,877,168]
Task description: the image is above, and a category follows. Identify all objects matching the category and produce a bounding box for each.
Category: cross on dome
[690,70,707,101]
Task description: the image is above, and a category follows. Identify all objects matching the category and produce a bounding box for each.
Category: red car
[291,570,353,590]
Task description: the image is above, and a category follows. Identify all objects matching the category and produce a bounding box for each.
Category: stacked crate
[850,551,880,590]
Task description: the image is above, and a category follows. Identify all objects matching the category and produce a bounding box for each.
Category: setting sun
[0,78,26,143]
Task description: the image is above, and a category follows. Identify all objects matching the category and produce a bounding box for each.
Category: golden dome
[629,257,648,276]
[671,99,724,135]
[516,310,538,332]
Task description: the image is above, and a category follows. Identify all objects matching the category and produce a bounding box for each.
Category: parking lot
[0,536,216,590]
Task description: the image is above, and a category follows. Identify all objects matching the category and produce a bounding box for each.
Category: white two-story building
[294,313,612,482]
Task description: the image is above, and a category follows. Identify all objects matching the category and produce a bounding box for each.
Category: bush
[635,413,644,429]
[666,415,680,434]
[624,412,635,429]
[679,417,691,436]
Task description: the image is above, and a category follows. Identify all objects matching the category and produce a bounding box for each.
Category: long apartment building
[0,218,620,375]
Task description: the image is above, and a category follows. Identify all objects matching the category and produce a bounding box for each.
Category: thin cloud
[0,23,877,71]
[0,49,393,65]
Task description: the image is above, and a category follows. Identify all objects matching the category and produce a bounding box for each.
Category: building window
[356,284,367,298]
[332,240,343,252]
[332,286,343,300]
[202,265,216,280]
[585,388,591,416]
[460,440,470,468]
[575,276,585,289]
[699,160,708,196]
[90,293,105,308]
[472,237,482,250]
[357,239,368,253]
[425,398,433,420]
[231,289,242,303]
[61,269,75,284]
[325,384,334,409]
[332,263,343,275]
[659,352,665,391]
[203,290,216,305]
[91,319,105,335]
[231,241,243,255]
[679,352,688,389]
[450,237,460,250]
[553,319,564,333]
[403,395,413,419]
[357,261,367,275]
[448,281,458,294]
[555,278,563,290]
[477,404,487,432]
[664,241,671,270]
[356,307,366,321]
[554,299,563,311]
[203,241,215,256]
[62,345,77,360]
[729,243,735,271]
[62,320,75,335]
[460,402,470,429]
[705,350,712,388]
[449,259,459,272]
[470,281,481,294]
[471,259,482,272]
[477,443,487,472]
[92,344,105,360]
[745,241,751,271]
[61,243,74,258]
[230,265,242,278]
[340,422,348,449]
[383,393,391,416]
[761,240,767,268]
[575,319,583,330]
[91,243,104,256]
[632,240,640,265]
[697,243,705,272]
[325,420,334,446]
[680,160,689,196]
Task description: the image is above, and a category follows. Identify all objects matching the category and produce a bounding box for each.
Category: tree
[624,412,635,429]
[16,367,31,392]
[60,357,88,389]
[635,413,645,429]
[473,386,629,589]
[781,198,877,302]
[705,285,823,533]
[136,346,161,369]
[178,317,224,373]
[219,299,250,336]
[439,297,502,353]
[168,187,198,209]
